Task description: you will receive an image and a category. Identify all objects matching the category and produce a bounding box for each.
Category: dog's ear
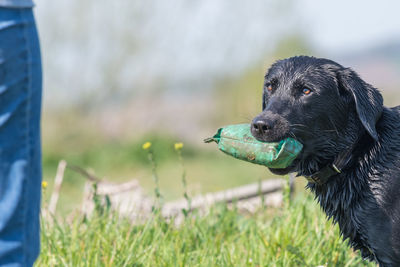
[337,68,383,141]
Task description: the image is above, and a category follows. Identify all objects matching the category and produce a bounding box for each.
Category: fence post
[48,160,67,215]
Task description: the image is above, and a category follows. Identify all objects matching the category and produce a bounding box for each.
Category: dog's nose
[251,112,289,142]
[252,119,273,134]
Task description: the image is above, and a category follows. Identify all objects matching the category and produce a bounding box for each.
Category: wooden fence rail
[44,160,289,222]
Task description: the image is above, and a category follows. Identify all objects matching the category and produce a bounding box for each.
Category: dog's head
[251,56,383,176]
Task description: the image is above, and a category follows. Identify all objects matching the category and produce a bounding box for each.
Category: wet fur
[251,56,400,266]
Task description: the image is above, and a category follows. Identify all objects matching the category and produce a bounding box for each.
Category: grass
[36,192,375,266]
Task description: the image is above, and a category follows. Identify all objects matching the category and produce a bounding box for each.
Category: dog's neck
[303,127,382,261]
[303,138,358,185]
[296,113,369,185]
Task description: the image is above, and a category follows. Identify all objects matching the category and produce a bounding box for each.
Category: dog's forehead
[268,58,324,78]
[265,57,340,88]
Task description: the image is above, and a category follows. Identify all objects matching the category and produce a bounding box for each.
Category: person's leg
[0,7,42,266]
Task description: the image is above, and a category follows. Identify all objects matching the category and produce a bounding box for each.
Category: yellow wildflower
[42,181,48,189]
[142,141,152,150]
[174,142,183,151]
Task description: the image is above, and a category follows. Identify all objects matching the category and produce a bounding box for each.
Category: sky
[298,0,400,53]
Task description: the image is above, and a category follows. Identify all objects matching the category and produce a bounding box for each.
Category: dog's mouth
[252,130,306,175]
[268,154,303,175]
[251,114,309,175]
[262,128,308,175]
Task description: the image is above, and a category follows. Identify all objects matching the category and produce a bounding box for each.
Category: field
[37,189,375,266]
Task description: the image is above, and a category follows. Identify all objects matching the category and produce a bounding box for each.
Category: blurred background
[36,0,400,214]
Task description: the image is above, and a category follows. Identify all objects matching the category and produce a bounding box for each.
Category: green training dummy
[204,124,303,169]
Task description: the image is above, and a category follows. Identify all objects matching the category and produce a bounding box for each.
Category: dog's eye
[266,83,273,92]
[302,88,312,95]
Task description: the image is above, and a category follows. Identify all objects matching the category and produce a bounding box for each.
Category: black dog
[251,56,400,266]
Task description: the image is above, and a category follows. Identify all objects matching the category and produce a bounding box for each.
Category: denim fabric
[0,7,42,267]
[0,1,34,8]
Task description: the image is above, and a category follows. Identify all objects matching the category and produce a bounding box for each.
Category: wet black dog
[251,56,400,266]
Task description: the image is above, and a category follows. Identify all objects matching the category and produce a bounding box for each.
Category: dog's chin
[267,154,302,175]
[268,164,296,175]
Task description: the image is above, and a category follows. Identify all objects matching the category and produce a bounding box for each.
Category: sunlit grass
[37,193,375,267]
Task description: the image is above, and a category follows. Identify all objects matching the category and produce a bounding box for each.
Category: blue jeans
[0,7,42,267]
